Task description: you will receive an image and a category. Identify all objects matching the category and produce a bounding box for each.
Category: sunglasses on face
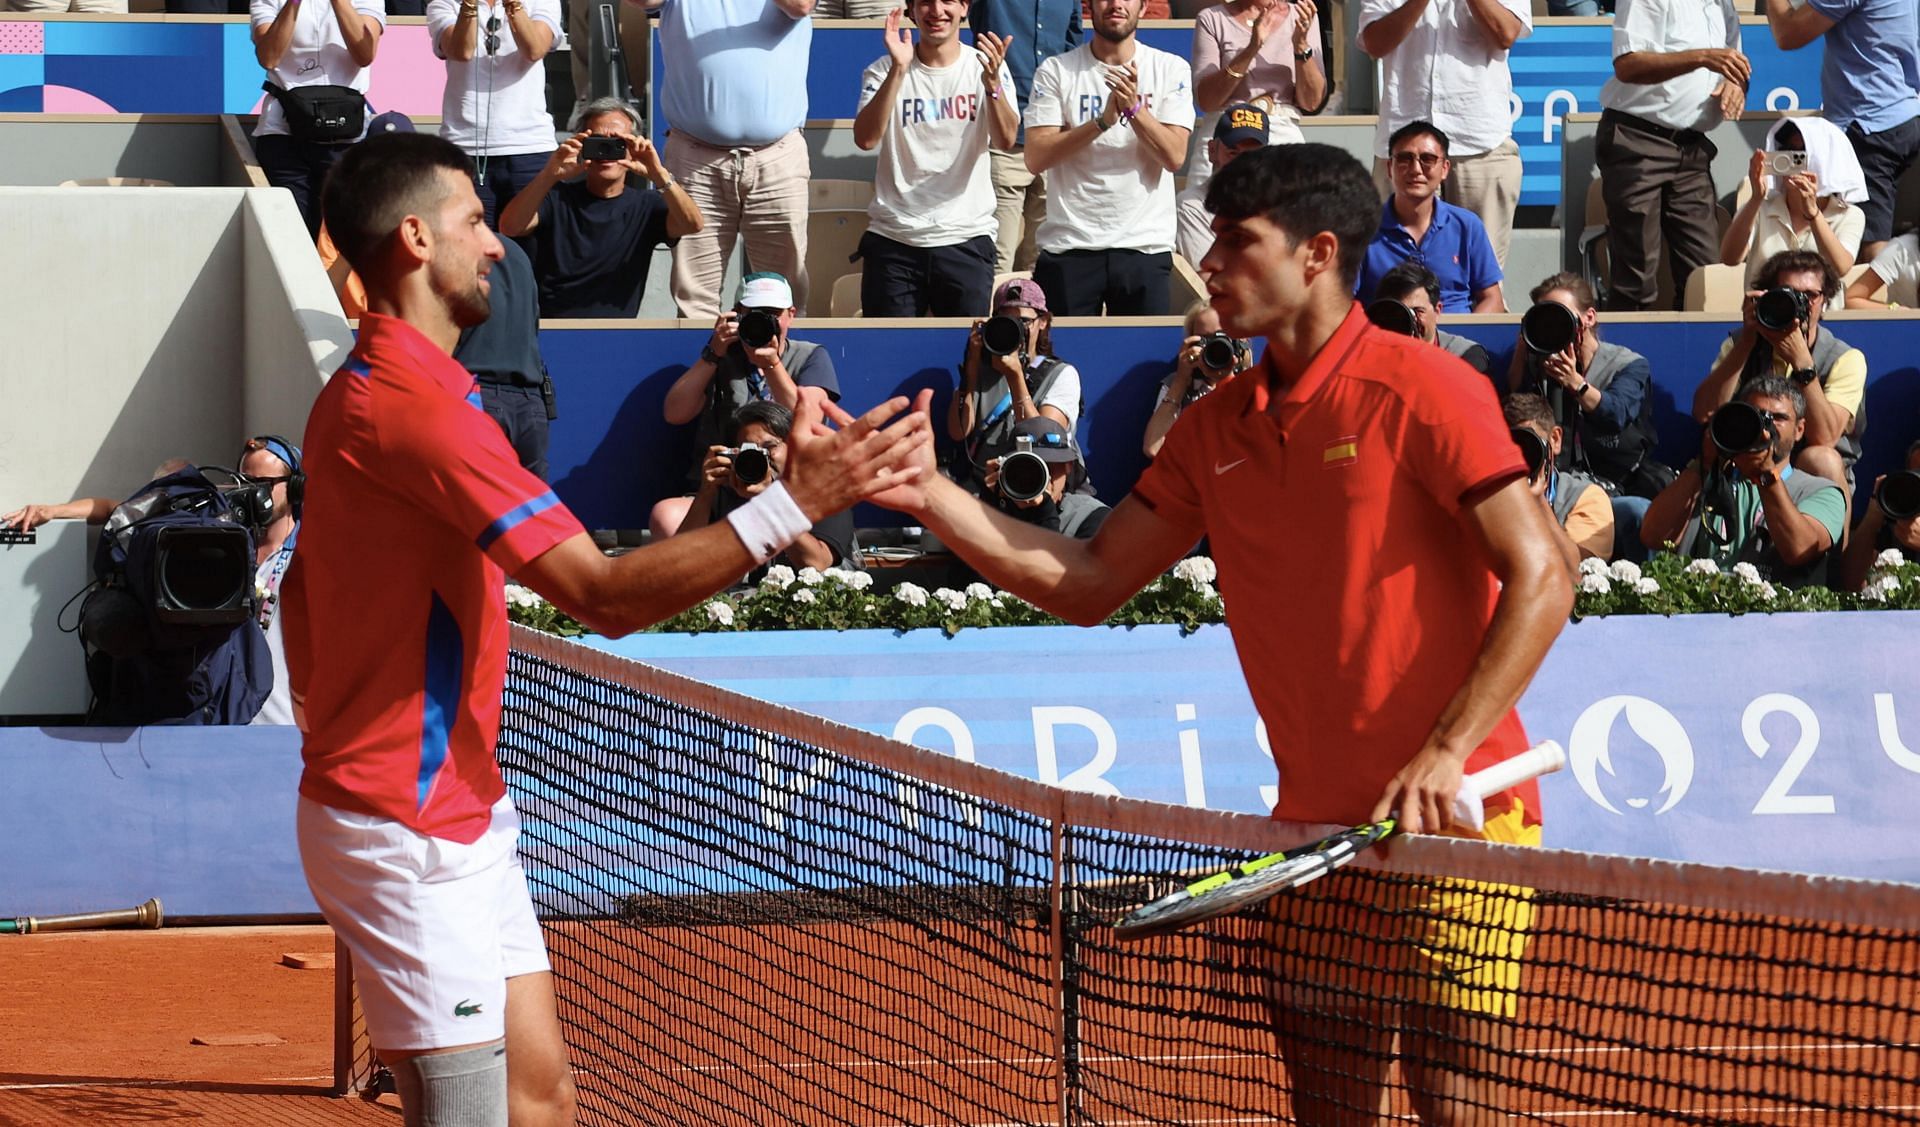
[1391,152,1446,170]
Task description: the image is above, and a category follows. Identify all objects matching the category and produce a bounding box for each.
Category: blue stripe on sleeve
[476,490,561,552]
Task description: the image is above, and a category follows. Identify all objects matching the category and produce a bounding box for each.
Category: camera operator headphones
[240,434,306,521]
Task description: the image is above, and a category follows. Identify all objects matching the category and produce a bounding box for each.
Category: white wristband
[724,480,812,565]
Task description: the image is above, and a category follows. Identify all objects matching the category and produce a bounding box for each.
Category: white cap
[737,272,794,310]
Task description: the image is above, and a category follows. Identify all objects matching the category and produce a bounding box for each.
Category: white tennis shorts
[297,794,549,1051]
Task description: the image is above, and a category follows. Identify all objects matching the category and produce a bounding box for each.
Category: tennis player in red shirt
[876,143,1575,1121]
[285,133,928,1127]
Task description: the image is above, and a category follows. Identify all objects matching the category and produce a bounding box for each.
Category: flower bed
[506,552,1920,637]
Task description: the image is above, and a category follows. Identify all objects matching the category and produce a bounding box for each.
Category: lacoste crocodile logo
[454,999,483,1018]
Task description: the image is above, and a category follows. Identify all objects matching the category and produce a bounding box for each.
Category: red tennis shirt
[1133,304,1539,827]
[284,313,583,843]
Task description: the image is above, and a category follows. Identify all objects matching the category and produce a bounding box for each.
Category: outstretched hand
[781,389,931,523]
[863,388,943,516]
[1368,744,1469,835]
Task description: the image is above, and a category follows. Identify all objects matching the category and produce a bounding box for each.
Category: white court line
[0,1075,334,1092]
[1534,1106,1920,1120]
[1520,1041,1918,1056]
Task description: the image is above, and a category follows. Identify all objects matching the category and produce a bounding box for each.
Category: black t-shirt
[529,180,673,318]
[712,485,857,579]
[455,237,544,387]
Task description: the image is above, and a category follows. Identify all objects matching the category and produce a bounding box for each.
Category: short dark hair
[1756,249,1842,302]
[1529,272,1597,314]
[727,399,793,445]
[1388,119,1450,156]
[1740,375,1806,421]
[1503,392,1554,432]
[1376,261,1440,306]
[1204,143,1381,290]
[321,133,475,278]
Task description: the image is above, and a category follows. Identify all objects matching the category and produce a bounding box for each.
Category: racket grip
[1451,741,1567,831]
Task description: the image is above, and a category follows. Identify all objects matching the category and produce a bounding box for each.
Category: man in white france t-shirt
[854,0,1020,317]
[426,0,561,228]
[1024,0,1193,315]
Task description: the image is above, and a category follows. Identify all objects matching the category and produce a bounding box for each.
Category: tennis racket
[1112,742,1566,942]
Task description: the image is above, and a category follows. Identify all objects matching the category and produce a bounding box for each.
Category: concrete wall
[0,114,236,188]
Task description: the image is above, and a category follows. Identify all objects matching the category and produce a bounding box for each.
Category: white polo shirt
[1025,41,1194,254]
[427,0,563,156]
[251,0,388,139]
[859,51,1013,248]
[1867,233,1920,307]
[1599,0,1740,132]
[1359,0,1530,159]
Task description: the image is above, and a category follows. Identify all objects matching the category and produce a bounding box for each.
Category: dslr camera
[1754,287,1810,334]
[1365,298,1419,337]
[1510,427,1550,483]
[737,307,782,351]
[1879,470,1920,521]
[730,442,772,487]
[1199,332,1247,373]
[1520,300,1579,357]
[997,436,1051,504]
[981,314,1027,359]
[1709,400,1778,459]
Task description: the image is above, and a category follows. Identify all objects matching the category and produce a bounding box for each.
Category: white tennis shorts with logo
[298,794,550,1050]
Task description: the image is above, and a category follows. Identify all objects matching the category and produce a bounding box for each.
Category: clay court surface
[0,925,396,1126]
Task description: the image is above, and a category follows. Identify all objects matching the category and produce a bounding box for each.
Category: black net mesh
[484,641,1920,1126]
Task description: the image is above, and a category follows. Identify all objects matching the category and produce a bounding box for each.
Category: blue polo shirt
[656,0,810,148]
[1806,0,1920,134]
[971,0,1081,143]
[1356,197,1502,314]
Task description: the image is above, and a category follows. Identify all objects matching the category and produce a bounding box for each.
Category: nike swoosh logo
[1214,458,1248,476]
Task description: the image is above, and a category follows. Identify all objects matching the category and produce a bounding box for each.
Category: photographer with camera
[498,98,704,319]
[1504,394,1613,562]
[1364,260,1492,377]
[1643,377,1846,586]
[653,272,842,538]
[947,278,1082,493]
[978,416,1111,539]
[667,401,857,581]
[1143,303,1251,458]
[1837,439,1920,591]
[1693,249,1866,491]
[1720,117,1865,287]
[1505,273,1663,502]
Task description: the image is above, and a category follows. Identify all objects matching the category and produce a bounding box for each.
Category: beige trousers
[990,147,1046,274]
[665,128,811,318]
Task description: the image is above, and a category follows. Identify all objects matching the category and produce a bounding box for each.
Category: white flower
[1757,581,1778,601]
[989,596,1005,610]
[1634,578,1661,596]
[797,567,824,587]
[933,587,969,612]
[1865,576,1901,603]
[1685,558,1720,576]
[505,584,544,609]
[1607,559,1642,584]
[1878,548,1907,569]
[1194,582,1219,601]
[792,588,817,605]
[1579,572,1612,595]
[1731,562,1764,585]
[894,582,929,608]
[1578,556,1608,578]
[833,569,874,590]
[1172,557,1218,586]
[704,601,734,627]
[761,565,796,591]
[965,582,994,601]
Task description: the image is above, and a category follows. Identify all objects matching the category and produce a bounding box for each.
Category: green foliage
[1570,551,1920,617]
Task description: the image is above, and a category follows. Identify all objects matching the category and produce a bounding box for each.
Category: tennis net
[341,627,1920,1124]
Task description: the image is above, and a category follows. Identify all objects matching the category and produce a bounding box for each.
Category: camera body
[737,307,782,351]
[1365,298,1419,337]
[998,436,1052,504]
[1510,427,1550,483]
[981,314,1027,358]
[1762,149,1809,178]
[1199,332,1246,373]
[1709,400,1778,459]
[731,442,772,487]
[579,135,627,163]
[1879,470,1920,521]
[1521,300,1579,357]
[1754,287,1811,333]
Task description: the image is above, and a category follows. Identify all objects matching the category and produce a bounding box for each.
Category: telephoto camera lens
[731,443,771,487]
[1709,401,1776,457]
[1520,301,1579,356]
[1879,470,1920,521]
[1199,332,1240,372]
[998,444,1051,504]
[981,314,1026,358]
[1365,298,1419,337]
[1510,427,1549,482]
[1754,287,1810,333]
[737,308,781,351]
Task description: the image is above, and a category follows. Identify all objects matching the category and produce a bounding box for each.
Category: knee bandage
[391,1040,509,1127]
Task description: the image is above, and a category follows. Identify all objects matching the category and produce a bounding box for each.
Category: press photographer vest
[1678,465,1840,588]
[1435,330,1479,363]
[1549,467,1603,529]
[957,355,1072,485]
[687,340,823,487]
[1547,341,1659,488]
[1736,325,1864,469]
